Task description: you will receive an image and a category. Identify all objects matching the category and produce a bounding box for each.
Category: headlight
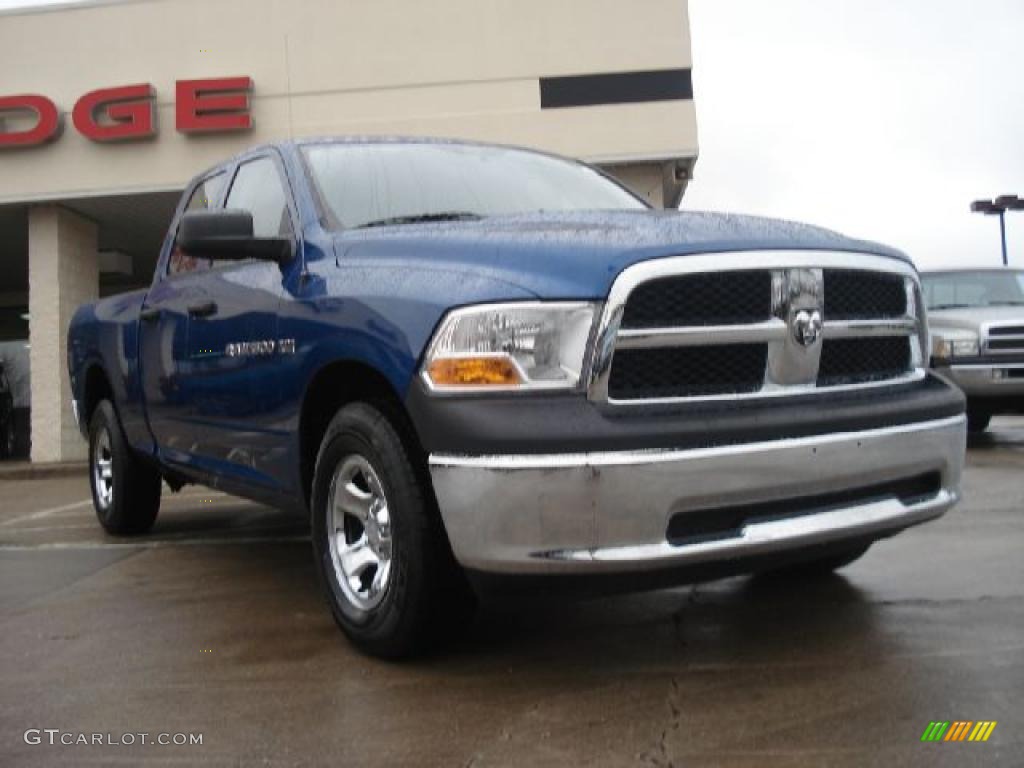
[952,338,980,356]
[931,334,979,360]
[422,302,598,391]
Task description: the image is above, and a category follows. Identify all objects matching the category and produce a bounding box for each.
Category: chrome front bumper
[946,363,1024,397]
[428,415,965,574]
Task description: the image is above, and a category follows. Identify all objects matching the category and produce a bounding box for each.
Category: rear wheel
[88,400,161,535]
[966,406,992,434]
[311,401,474,658]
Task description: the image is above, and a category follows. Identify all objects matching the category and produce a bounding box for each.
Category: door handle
[187,301,219,318]
[140,307,161,323]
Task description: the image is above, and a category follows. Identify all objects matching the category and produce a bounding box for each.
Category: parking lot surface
[1,419,1022,767]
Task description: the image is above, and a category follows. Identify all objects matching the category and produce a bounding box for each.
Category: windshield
[922,270,1024,309]
[301,142,647,230]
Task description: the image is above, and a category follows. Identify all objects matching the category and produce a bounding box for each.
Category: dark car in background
[0,361,15,458]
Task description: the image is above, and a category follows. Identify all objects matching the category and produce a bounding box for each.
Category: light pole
[971,195,1024,266]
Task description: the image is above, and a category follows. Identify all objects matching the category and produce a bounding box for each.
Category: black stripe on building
[539,68,693,109]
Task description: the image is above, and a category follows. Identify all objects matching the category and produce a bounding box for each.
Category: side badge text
[225,338,296,358]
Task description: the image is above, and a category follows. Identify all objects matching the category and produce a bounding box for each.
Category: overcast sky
[685,0,1024,268]
[2,0,1021,268]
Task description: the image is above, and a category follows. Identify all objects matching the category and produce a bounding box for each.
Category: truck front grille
[818,337,912,386]
[985,325,1024,355]
[823,269,907,319]
[986,325,1024,336]
[986,339,1023,351]
[621,271,772,328]
[589,253,925,404]
[609,344,767,399]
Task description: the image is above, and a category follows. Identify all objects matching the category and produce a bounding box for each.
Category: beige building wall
[0,0,697,204]
[28,206,98,462]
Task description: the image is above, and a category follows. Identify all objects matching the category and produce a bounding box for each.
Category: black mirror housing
[177,210,292,264]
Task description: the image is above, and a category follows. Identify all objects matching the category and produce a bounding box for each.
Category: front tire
[966,406,991,434]
[88,400,161,535]
[311,402,474,658]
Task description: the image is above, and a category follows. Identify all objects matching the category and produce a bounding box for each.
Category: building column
[604,163,666,209]
[603,160,692,210]
[28,205,98,463]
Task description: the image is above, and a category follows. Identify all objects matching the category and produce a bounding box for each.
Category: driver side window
[224,156,294,238]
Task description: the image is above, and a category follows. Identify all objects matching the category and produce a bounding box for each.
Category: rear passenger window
[168,173,226,276]
[225,156,294,238]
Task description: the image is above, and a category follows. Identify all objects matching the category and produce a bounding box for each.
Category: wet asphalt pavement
[1,419,1022,767]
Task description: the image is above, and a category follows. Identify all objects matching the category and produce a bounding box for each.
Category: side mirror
[176,209,293,264]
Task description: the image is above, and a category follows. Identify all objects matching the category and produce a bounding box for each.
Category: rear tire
[772,543,871,576]
[311,401,474,659]
[966,406,991,434]
[88,400,161,535]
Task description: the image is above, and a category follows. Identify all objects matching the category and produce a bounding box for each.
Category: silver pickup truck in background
[923,267,1024,432]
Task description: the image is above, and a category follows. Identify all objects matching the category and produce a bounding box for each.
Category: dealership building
[0,0,699,463]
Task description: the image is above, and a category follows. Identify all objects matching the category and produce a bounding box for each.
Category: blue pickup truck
[68,138,967,657]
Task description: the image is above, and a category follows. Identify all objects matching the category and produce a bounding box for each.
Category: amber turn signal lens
[427,357,522,387]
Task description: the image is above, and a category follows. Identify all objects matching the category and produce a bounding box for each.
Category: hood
[333,210,908,299]
[928,304,1024,333]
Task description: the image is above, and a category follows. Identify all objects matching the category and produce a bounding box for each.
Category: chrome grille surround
[587,251,928,405]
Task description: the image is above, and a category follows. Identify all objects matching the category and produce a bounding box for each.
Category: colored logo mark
[921,721,997,742]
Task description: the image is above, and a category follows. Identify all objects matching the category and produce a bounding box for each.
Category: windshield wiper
[357,212,484,229]
[928,303,972,310]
